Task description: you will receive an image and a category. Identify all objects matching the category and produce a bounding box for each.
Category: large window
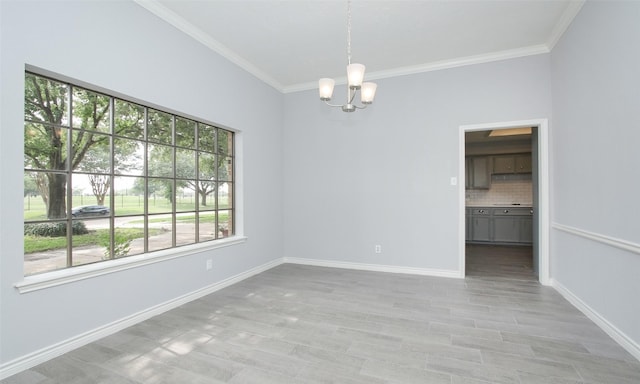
[24,72,234,276]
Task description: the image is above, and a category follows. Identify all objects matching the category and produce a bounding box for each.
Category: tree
[23,174,40,197]
[161,180,175,204]
[24,74,143,219]
[195,180,215,206]
[79,145,111,205]
[195,142,232,207]
[131,177,163,198]
[79,141,140,206]
[180,150,215,206]
[150,148,220,207]
[145,118,232,208]
[24,75,72,219]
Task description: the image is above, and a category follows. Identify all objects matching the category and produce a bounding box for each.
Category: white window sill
[15,236,247,294]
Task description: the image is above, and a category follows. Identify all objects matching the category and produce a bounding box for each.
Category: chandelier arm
[323,100,344,108]
[348,88,357,104]
[323,100,368,110]
[347,84,358,104]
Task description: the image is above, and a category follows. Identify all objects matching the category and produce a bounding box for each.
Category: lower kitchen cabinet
[465,208,471,240]
[472,215,491,242]
[520,216,533,243]
[466,207,533,245]
[493,216,519,243]
[468,208,491,242]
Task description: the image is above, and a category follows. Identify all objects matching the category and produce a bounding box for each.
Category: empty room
[1,0,639,383]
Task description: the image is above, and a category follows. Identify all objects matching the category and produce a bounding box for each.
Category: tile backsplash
[466,174,532,206]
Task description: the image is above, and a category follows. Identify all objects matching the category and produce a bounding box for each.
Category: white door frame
[458,119,550,285]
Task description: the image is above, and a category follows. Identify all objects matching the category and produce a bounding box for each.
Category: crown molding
[283,45,550,93]
[132,0,285,92]
[134,0,579,95]
[547,1,586,50]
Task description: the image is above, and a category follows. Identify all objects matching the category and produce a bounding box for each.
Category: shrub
[24,221,89,237]
[98,231,132,259]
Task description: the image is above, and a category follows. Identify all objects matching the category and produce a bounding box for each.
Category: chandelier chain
[347,0,352,65]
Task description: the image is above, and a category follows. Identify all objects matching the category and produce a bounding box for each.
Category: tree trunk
[35,173,50,213]
[47,173,67,219]
[200,191,207,206]
[47,123,67,219]
[89,174,110,206]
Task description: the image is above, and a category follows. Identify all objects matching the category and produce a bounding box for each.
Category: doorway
[458,119,550,285]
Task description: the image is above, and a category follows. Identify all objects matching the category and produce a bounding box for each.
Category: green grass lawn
[24,194,231,221]
[24,227,164,254]
[136,212,228,224]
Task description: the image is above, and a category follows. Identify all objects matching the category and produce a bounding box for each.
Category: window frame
[20,68,244,289]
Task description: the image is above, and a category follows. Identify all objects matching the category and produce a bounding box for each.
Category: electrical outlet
[374,245,382,254]
[206,259,213,270]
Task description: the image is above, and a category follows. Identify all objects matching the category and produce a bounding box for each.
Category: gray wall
[550,2,640,345]
[0,1,283,364]
[283,56,551,271]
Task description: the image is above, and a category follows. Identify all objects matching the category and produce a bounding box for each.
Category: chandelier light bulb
[319,78,336,101]
[347,63,365,89]
[360,82,377,104]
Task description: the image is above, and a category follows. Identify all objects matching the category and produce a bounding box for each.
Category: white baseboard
[0,258,284,380]
[551,278,640,362]
[284,257,462,279]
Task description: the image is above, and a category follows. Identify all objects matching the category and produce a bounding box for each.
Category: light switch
[450,177,457,186]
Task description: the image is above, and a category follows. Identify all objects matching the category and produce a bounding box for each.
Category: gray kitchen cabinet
[515,154,532,173]
[493,156,515,174]
[520,215,533,243]
[466,156,490,189]
[470,208,491,242]
[466,207,532,245]
[493,207,533,244]
[465,208,471,240]
[492,154,532,174]
[493,216,519,243]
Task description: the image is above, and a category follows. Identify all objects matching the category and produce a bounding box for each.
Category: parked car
[71,205,110,217]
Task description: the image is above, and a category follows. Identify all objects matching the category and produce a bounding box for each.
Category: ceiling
[465,130,532,145]
[135,0,584,93]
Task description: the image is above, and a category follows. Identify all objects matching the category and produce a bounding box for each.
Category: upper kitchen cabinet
[466,156,490,189]
[492,153,532,174]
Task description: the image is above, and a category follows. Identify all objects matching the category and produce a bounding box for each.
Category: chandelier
[318,0,377,112]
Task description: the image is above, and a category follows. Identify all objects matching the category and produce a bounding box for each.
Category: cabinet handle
[504,210,509,213]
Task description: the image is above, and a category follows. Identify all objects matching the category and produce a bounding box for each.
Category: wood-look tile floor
[4,251,640,383]
[466,244,535,281]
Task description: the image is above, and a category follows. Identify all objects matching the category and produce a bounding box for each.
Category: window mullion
[143,107,149,254]
[108,97,115,260]
[171,115,177,248]
[66,84,73,268]
[195,123,200,243]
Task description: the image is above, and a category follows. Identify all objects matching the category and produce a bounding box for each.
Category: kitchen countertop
[466,204,532,208]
